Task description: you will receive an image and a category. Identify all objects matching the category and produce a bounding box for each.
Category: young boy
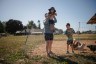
[65,23,75,54]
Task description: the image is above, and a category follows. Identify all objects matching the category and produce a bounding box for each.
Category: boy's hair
[66,23,70,26]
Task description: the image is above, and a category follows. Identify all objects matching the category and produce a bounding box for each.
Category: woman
[48,7,57,32]
[44,13,57,57]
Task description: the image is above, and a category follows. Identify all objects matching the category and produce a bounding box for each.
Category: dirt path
[32,41,67,56]
[27,40,96,57]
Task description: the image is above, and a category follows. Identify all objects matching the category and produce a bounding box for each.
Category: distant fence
[77,22,96,34]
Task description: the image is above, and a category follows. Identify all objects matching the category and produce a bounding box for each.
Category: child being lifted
[48,7,57,32]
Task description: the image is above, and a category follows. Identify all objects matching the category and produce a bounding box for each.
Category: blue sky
[0,0,96,31]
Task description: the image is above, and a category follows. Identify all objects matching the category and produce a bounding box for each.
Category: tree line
[0,19,41,34]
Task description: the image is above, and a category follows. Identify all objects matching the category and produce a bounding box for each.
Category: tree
[33,23,37,29]
[2,21,6,33]
[23,26,27,29]
[6,19,23,34]
[0,21,4,33]
[38,20,41,29]
[27,20,38,29]
[27,20,34,29]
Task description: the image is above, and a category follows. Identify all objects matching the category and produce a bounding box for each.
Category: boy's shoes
[66,51,70,54]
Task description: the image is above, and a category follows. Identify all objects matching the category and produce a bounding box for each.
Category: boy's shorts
[49,20,54,24]
[44,33,53,41]
[67,40,73,45]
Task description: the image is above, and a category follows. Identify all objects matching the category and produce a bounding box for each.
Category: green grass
[0,34,96,64]
[24,54,96,64]
[25,55,74,64]
[0,35,44,64]
[0,35,26,64]
[54,34,96,40]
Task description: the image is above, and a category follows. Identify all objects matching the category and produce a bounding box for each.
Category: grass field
[0,34,96,64]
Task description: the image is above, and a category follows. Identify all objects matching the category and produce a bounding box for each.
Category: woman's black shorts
[44,33,53,41]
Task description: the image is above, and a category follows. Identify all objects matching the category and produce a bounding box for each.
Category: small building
[30,29,44,35]
[87,13,96,24]
[15,29,30,35]
[15,28,44,35]
[87,13,96,34]
[54,29,63,35]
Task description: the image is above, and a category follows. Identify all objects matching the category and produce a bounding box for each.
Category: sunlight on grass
[54,34,96,40]
[0,34,96,64]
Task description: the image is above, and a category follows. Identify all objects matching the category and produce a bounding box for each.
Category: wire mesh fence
[79,22,96,34]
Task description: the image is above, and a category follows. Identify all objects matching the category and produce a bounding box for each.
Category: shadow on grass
[76,54,96,62]
[30,55,78,64]
[0,59,10,64]
[49,55,78,64]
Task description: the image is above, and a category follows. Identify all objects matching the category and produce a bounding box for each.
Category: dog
[73,40,86,53]
[87,45,96,53]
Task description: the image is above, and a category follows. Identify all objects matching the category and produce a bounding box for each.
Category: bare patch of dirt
[28,40,96,57]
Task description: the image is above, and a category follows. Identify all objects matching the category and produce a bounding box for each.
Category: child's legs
[67,40,70,51]
[70,44,74,51]
[67,40,74,51]
[70,40,74,51]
